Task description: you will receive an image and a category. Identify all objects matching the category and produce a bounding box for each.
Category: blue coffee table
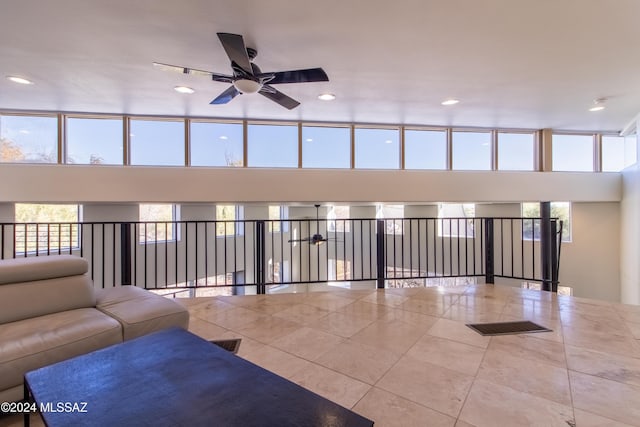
[24,328,374,426]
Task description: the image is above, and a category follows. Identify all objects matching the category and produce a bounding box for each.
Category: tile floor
[3,283,640,426]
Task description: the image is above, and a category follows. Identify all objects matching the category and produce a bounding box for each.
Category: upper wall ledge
[0,164,622,204]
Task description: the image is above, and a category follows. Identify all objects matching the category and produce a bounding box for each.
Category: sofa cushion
[0,308,122,402]
[0,255,88,285]
[0,255,96,324]
[0,274,96,324]
[96,286,189,340]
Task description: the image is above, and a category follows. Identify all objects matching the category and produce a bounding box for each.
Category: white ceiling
[1,0,639,132]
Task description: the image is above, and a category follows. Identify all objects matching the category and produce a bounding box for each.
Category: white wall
[82,203,138,221]
[621,130,640,304]
[0,203,14,222]
[0,165,621,203]
[558,202,620,301]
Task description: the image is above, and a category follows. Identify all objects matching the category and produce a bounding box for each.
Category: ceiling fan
[153,32,329,110]
[289,204,332,246]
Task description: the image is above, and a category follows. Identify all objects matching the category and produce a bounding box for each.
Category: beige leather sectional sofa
[0,255,189,402]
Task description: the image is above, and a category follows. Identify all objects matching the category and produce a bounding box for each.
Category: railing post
[550,219,559,293]
[255,220,266,294]
[484,218,494,284]
[120,223,132,286]
[540,202,552,292]
[376,220,385,289]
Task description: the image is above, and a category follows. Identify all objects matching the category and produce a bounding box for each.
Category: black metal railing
[0,217,562,293]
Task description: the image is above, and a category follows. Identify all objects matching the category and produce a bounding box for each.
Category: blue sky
[67,117,123,164]
[191,122,243,167]
[552,134,593,172]
[303,126,350,168]
[405,130,447,170]
[0,115,57,162]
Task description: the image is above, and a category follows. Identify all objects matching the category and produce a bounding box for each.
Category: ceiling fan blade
[153,62,233,83]
[260,68,329,85]
[259,85,300,110]
[152,62,217,78]
[217,33,254,76]
[210,73,234,83]
[153,62,188,73]
[288,237,311,243]
[210,86,240,105]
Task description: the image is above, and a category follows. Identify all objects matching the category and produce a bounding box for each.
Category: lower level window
[438,203,475,238]
[376,204,404,235]
[521,202,571,242]
[139,204,178,243]
[216,205,244,236]
[14,203,81,253]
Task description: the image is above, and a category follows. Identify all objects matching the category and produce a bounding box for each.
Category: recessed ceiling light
[385,140,393,144]
[7,76,33,85]
[318,93,336,101]
[589,97,607,112]
[174,86,195,94]
[441,99,459,106]
[219,135,228,140]
[306,138,313,142]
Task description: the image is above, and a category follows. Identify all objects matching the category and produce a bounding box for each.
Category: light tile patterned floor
[4,284,640,426]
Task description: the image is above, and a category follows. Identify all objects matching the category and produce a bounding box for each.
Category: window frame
[521,202,572,242]
[189,119,244,167]
[246,121,299,168]
[0,112,59,164]
[268,205,289,233]
[65,114,125,165]
[138,203,180,243]
[215,205,244,237]
[14,203,82,254]
[451,129,492,171]
[128,117,186,167]
[301,123,351,169]
[437,203,476,238]
[496,130,536,171]
[354,126,401,170]
[551,132,596,172]
[403,127,449,170]
[601,134,626,172]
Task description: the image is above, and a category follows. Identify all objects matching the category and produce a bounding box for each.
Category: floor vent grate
[210,338,242,354]
[466,320,552,336]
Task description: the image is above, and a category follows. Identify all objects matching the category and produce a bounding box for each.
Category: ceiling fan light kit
[154,32,329,110]
[233,78,262,94]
